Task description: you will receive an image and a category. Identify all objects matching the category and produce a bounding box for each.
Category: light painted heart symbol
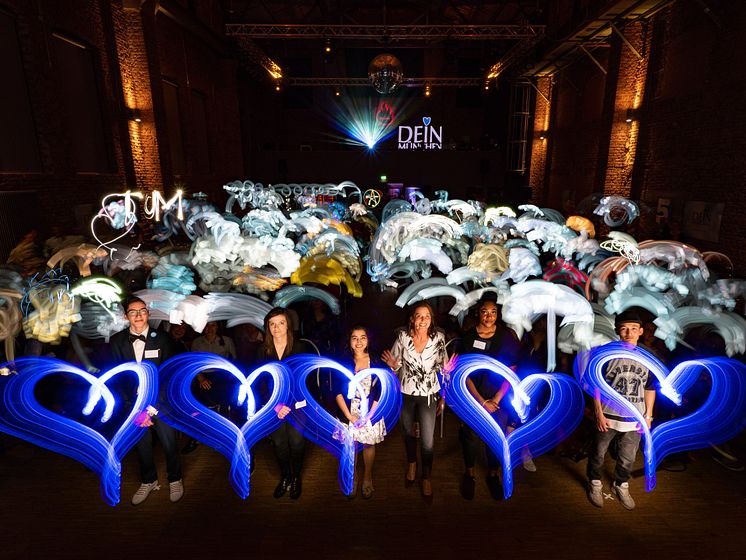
[442,354,584,498]
[423,116,432,126]
[157,352,290,498]
[576,341,746,491]
[284,355,401,496]
[0,357,157,505]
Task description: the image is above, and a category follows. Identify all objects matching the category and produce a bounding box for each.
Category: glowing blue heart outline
[0,357,157,506]
[422,116,432,126]
[284,355,401,496]
[157,352,290,499]
[576,341,746,491]
[442,354,584,498]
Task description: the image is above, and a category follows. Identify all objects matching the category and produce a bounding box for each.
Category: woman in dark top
[457,293,521,501]
[256,307,308,500]
[335,326,386,499]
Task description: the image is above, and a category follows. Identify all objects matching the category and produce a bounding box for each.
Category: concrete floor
[1,412,744,559]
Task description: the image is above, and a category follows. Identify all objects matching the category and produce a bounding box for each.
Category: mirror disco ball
[368,54,404,94]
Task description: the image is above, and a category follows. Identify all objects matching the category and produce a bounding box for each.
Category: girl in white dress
[335,326,386,498]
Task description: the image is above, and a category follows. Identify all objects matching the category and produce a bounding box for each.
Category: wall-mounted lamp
[127,108,142,123]
[625,108,637,123]
[539,132,548,140]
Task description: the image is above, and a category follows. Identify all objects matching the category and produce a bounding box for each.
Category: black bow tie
[129,334,147,344]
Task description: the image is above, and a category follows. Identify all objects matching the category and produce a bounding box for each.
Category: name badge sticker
[144,349,160,359]
[472,340,487,350]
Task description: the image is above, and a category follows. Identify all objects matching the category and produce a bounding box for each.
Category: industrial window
[0,11,41,172]
[190,89,211,173]
[51,33,112,172]
[162,79,186,175]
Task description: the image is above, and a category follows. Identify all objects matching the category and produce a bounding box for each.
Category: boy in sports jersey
[587,311,656,510]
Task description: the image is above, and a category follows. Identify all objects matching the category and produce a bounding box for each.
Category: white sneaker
[613,481,636,510]
[587,479,603,508]
[169,479,184,503]
[522,449,537,472]
[132,481,160,505]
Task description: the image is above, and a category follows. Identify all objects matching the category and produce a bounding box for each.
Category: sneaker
[613,481,635,510]
[460,473,476,501]
[132,481,160,505]
[522,449,537,472]
[712,452,745,472]
[169,479,184,503]
[587,479,603,508]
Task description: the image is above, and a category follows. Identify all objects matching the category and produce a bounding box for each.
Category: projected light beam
[331,98,400,150]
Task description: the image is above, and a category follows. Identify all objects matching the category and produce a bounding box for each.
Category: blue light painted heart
[576,341,746,491]
[422,117,432,126]
[0,357,157,506]
[442,354,584,498]
[157,352,290,499]
[284,355,401,496]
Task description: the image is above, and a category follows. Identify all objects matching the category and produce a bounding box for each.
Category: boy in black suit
[110,297,183,505]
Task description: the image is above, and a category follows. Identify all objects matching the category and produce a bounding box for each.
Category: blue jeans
[400,394,438,479]
[586,428,641,484]
[136,417,182,483]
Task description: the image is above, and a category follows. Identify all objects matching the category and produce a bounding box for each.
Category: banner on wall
[397,117,443,150]
[682,201,724,242]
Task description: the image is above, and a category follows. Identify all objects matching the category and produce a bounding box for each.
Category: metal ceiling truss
[225,23,544,40]
[283,77,483,87]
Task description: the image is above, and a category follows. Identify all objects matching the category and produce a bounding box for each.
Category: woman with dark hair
[335,325,386,499]
[382,302,452,502]
[457,293,521,500]
[256,307,308,500]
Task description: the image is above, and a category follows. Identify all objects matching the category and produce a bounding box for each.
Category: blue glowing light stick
[575,341,746,491]
[0,357,157,506]
[157,353,290,499]
[284,355,401,496]
[442,354,584,498]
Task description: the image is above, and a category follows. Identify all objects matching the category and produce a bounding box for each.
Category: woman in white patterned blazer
[382,302,453,503]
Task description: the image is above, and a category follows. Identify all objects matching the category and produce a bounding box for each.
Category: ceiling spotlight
[275,82,282,92]
[335,88,341,97]
[424,82,431,97]
[484,80,490,91]
[324,38,332,53]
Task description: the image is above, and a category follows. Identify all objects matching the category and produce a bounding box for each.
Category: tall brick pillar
[602,21,653,198]
[112,0,163,193]
[528,77,553,204]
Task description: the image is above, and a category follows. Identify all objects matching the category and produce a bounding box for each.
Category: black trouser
[460,425,501,471]
[271,423,305,476]
[136,417,182,483]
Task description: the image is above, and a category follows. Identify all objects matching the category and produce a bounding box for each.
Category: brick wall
[531,0,746,273]
[0,0,244,242]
